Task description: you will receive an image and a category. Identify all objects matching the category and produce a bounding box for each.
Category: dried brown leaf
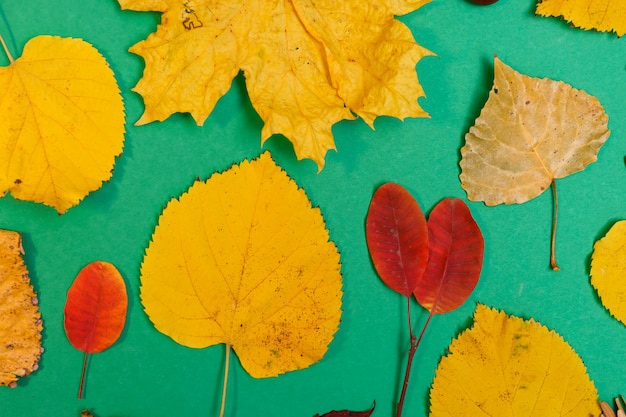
[0,230,43,387]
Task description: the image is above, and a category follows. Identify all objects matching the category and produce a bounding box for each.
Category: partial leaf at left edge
[0,229,43,387]
[0,35,125,213]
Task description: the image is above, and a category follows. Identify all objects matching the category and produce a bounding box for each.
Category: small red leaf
[414,198,484,314]
[64,261,128,398]
[366,183,428,297]
[314,401,376,417]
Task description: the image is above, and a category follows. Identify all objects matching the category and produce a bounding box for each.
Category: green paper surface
[1,1,625,416]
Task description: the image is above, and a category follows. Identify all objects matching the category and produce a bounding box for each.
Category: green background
[1,0,625,416]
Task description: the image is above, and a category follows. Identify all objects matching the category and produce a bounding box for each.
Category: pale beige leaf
[460,56,609,206]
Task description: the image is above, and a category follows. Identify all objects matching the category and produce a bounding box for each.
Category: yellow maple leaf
[0,35,125,213]
[536,0,626,37]
[0,230,43,388]
[460,56,610,269]
[118,0,432,169]
[430,304,600,417]
[140,151,342,413]
[591,220,626,326]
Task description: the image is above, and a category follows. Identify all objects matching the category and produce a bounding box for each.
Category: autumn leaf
[366,182,429,297]
[314,402,376,417]
[429,304,600,417]
[0,230,43,388]
[118,0,432,169]
[536,0,626,36]
[0,34,125,213]
[415,198,484,315]
[365,185,483,417]
[140,151,342,416]
[460,56,610,270]
[64,261,128,398]
[590,220,626,326]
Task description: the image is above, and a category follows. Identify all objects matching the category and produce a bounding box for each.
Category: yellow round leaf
[140,152,342,378]
[430,304,599,417]
[591,220,626,325]
[0,36,125,213]
[0,230,43,387]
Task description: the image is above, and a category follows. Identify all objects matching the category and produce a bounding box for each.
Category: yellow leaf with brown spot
[591,220,626,326]
[460,56,609,270]
[118,0,432,169]
[0,35,125,213]
[536,0,626,36]
[0,230,43,388]
[429,304,600,417]
[140,152,342,382]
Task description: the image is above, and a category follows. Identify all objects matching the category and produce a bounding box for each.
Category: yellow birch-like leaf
[460,56,609,206]
[430,304,600,417]
[591,220,626,326]
[0,36,125,213]
[118,0,432,169]
[536,0,626,37]
[0,230,43,387]
[140,151,342,378]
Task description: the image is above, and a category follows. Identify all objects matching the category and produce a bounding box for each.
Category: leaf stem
[396,309,434,417]
[0,3,16,64]
[550,180,560,271]
[0,33,14,63]
[406,297,413,340]
[78,352,89,399]
[219,344,231,417]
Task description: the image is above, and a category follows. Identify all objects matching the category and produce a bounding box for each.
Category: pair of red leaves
[366,183,484,315]
[365,182,484,417]
[63,262,128,399]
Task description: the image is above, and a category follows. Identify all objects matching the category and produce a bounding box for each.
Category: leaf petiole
[0,33,14,63]
[219,344,231,417]
[78,352,89,399]
[550,180,560,271]
[396,306,434,417]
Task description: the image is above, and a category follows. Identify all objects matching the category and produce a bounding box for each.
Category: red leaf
[414,198,484,314]
[366,183,428,297]
[64,261,128,398]
[314,401,376,417]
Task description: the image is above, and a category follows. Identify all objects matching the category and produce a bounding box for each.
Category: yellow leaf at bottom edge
[140,151,342,378]
[591,220,626,326]
[429,304,599,417]
[0,230,43,387]
[0,36,125,213]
